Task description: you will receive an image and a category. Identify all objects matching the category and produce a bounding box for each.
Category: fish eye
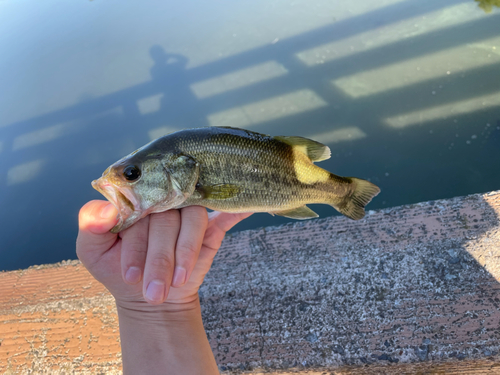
[123,165,141,181]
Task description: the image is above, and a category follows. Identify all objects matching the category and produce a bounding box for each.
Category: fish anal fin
[200,184,241,200]
[272,205,319,220]
[275,136,331,162]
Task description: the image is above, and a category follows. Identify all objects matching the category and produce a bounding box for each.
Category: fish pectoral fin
[201,184,241,200]
[272,205,319,220]
[274,136,331,162]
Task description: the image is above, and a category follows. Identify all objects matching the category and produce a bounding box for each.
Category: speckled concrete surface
[1,191,499,374]
[203,190,500,373]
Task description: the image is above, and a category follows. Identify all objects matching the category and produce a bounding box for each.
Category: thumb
[76,200,119,262]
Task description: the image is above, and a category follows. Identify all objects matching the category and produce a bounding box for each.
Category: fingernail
[172,267,187,287]
[125,267,141,284]
[100,203,116,219]
[146,280,165,303]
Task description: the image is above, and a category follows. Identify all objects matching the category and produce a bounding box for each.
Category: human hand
[76,200,251,308]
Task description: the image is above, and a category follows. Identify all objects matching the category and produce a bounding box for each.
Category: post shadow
[0,0,498,272]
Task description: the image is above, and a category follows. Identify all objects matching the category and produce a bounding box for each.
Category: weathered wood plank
[1,191,499,373]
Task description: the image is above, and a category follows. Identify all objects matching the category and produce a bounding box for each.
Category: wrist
[116,297,201,323]
[116,295,218,375]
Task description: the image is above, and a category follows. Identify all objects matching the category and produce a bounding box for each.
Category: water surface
[0,0,499,270]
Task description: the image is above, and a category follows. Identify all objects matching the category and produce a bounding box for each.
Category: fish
[92,127,380,233]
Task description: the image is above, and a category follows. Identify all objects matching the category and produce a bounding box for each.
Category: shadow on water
[0,0,499,270]
[149,46,209,128]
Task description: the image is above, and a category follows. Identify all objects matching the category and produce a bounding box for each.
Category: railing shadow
[0,0,499,270]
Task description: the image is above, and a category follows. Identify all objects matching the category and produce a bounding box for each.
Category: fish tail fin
[331,177,380,220]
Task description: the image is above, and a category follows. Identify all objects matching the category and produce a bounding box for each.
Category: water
[0,0,499,271]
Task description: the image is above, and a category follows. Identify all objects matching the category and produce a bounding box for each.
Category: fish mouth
[92,178,142,233]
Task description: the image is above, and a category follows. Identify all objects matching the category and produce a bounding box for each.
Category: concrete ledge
[1,191,499,373]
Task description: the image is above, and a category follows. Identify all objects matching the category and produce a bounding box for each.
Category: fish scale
[92,127,380,233]
[178,131,313,212]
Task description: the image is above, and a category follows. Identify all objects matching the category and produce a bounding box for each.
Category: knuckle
[182,206,208,227]
[150,253,174,270]
[159,209,181,223]
[203,242,220,256]
[176,241,199,258]
[150,210,180,232]
[128,243,148,255]
[195,214,209,229]
[125,236,148,251]
[131,229,149,242]
[122,235,148,256]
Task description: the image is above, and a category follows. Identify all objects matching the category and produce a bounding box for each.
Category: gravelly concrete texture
[1,190,499,374]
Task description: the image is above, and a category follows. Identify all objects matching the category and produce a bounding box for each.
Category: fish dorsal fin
[272,205,319,219]
[274,136,331,162]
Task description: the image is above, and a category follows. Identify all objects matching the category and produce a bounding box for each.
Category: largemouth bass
[92,127,380,233]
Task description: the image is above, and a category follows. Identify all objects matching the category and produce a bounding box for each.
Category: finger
[143,210,181,304]
[202,212,253,254]
[193,212,252,274]
[171,206,208,288]
[185,212,251,288]
[76,200,119,265]
[120,215,150,285]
